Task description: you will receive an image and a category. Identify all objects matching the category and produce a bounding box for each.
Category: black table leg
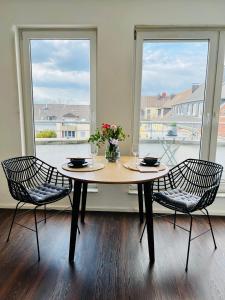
[137,183,144,224]
[69,180,82,262]
[143,181,155,264]
[81,182,88,223]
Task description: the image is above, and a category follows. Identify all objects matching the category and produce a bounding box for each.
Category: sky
[141,41,209,95]
[31,39,90,105]
[30,39,209,104]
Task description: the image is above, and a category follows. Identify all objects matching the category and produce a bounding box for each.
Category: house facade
[34,104,90,141]
[139,83,225,141]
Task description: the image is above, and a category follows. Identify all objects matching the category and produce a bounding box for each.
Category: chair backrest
[1,156,53,190]
[170,158,223,197]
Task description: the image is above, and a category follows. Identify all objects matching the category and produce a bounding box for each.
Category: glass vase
[105,142,120,162]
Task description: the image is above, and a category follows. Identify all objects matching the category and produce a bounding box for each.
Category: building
[34,103,90,122]
[141,93,171,120]
[34,104,90,141]
[140,83,225,141]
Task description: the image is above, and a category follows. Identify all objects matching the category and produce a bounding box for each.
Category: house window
[183,104,188,115]
[178,106,182,115]
[193,103,199,116]
[146,108,151,119]
[199,102,204,116]
[80,131,86,138]
[47,115,57,121]
[188,104,192,116]
[17,28,96,166]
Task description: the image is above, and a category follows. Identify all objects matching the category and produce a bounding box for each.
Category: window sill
[87,187,98,193]
[128,189,138,195]
[71,186,98,193]
[217,192,225,198]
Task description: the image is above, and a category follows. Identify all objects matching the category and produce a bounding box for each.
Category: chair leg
[68,194,73,207]
[6,202,20,242]
[68,195,80,235]
[77,225,80,235]
[174,210,177,229]
[205,208,217,249]
[44,204,47,223]
[140,221,147,243]
[34,207,40,261]
[185,215,193,272]
[140,208,176,240]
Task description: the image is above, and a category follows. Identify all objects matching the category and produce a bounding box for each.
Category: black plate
[140,161,160,167]
[143,156,158,165]
[69,158,85,164]
[67,162,89,168]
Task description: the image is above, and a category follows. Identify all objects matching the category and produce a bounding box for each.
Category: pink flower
[110,124,117,131]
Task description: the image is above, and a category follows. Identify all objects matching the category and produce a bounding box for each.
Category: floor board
[0,209,225,300]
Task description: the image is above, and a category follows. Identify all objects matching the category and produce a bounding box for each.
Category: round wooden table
[58,156,169,263]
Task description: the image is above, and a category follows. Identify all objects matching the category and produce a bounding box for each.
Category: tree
[36,130,57,138]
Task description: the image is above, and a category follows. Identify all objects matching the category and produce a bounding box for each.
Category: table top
[57,156,169,184]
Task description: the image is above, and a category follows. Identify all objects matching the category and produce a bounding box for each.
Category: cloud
[31,40,90,71]
[142,42,208,95]
[33,86,90,105]
[30,40,90,104]
[32,62,90,89]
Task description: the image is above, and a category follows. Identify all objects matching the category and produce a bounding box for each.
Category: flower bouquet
[88,123,127,162]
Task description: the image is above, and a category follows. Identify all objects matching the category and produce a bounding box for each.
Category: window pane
[30,40,91,166]
[216,58,225,179]
[139,41,208,166]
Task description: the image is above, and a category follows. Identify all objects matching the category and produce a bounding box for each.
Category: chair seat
[154,188,201,212]
[28,183,70,204]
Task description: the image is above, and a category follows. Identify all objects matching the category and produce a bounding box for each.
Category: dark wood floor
[0,209,225,300]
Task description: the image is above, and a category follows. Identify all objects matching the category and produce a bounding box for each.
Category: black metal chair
[1,155,79,261]
[140,158,223,271]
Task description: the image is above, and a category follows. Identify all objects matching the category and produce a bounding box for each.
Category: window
[80,131,86,138]
[17,28,96,166]
[134,27,225,191]
[214,32,225,183]
[133,30,217,164]
[188,104,192,116]
[193,103,199,117]
[199,102,204,116]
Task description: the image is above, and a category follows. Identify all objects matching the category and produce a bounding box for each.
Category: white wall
[1,0,225,214]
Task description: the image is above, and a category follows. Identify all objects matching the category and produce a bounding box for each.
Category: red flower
[102,123,110,129]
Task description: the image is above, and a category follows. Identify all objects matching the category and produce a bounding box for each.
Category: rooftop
[34,104,90,121]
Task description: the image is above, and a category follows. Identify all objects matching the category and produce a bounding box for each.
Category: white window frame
[132,27,225,193]
[209,31,225,161]
[209,31,225,190]
[133,29,219,162]
[15,26,97,156]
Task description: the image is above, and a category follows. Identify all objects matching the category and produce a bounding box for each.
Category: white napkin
[137,165,166,173]
[123,161,166,173]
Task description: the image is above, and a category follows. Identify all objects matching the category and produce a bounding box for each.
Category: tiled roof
[34,104,90,121]
[162,88,193,108]
[185,84,205,103]
[141,95,171,108]
[141,88,194,110]
[185,82,225,103]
